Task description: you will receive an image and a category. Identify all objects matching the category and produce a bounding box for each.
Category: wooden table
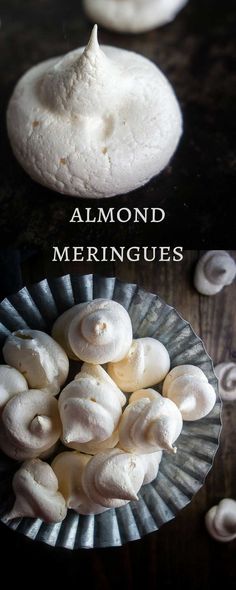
[0,251,235,587]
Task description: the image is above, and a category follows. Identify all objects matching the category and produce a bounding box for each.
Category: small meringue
[214,363,236,401]
[59,364,126,451]
[5,459,67,523]
[194,251,236,296]
[108,337,170,392]
[205,499,236,542]
[82,449,145,508]
[7,26,182,198]
[52,299,133,364]
[3,329,69,395]
[119,389,183,454]
[162,365,216,421]
[0,390,61,460]
[0,365,28,413]
[83,0,188,33]
[52,451,107,515]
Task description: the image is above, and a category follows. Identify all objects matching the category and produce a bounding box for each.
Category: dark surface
[0,0,236,249]
[0,251,236,586]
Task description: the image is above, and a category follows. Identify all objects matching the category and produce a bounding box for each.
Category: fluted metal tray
[0,274,221,549]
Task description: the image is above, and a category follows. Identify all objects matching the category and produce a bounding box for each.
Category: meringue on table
[162,365,216,421]
[194,250,236,296]
[108,337,170,392]
[205,499,236,543]
[7,26,182,198]
[119,389,183,454]
[0,365,28,413]
[59,364,126,453]
[83,0,188,33]
[5,459,67,523]
[52,299,133,364]
[3,329,69,395]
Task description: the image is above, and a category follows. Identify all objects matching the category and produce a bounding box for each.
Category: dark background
[0,0,236,250]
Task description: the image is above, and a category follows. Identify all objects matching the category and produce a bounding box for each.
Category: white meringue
[59,364,126,451]
[5,459,67,523]
[194,251,236,296]
[3,329,69,395]
[52,451,107,515]
[140,451,162,484]
[53,299,133,364]
[0,389,61,460]
[214,363,236,401]
[7,26,182,198]
[119,389,183,454]
[0,365,28,413]
[108,337,170,392]
[84,0,188,33]
[82,449,145,508]
[205,499,236,542]
[162,365,216,421]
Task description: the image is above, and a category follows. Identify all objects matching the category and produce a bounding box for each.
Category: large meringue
[3,329,69,395]
[5,459,67,523]
[52,451,107,515]
[194,251,236,296]
[59,364,126,451]
[0,390,61,460]
[108,337,170,392]
[7,26,182,198]
[214,363,236,401]
[205,499,236,543]
[119,389,183,454]
[52,299,133,364]
[84,0,188,33]
[0,365,28,413]
[82,449,145,508]
[162,365,216,421]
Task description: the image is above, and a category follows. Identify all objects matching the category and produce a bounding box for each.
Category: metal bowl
[0,274,221,549]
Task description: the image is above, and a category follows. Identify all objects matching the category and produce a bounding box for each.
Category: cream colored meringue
[84,0,188,33]
[108,337,170,392]
[7,26,182,198]
[52,451,107,515]
[162,365,216,421]
[52,299,133,364]
[5,459,67,523]
[214,363,236,401]
[59,364,126,451]
[194,251,236,296]
[82,449,145,508]
[205,499,236,542]
[3,329,69,395]
[0,389,61,460]
[119,389,183,454]
[140,451,162,484]
[0,365,28,413]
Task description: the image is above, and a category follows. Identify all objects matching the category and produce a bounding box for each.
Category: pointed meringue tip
[86,24,99,54]
[165,444,177,455]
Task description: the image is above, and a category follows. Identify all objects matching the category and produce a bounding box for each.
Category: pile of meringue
[0,298,216,524]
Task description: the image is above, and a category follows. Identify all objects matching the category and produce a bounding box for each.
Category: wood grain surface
[0,250,235,587]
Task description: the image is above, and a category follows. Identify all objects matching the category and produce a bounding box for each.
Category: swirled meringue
[214,363,236,401]
[0,365,28,413]
[108,337,170,392]
[119,389,183,454]
[59,364,126,451]
[84,0,188,33]
[194,251,236,296]
[7,26,182,198]
[52,451,107,515]
[82,449,145,508]
[140,451,162,484]
[162,365,216,421]
[5,459,67,523]
[205,499,236,542]
[53,299,133,364]
[3,329,69,395]
[0,390,61,460]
